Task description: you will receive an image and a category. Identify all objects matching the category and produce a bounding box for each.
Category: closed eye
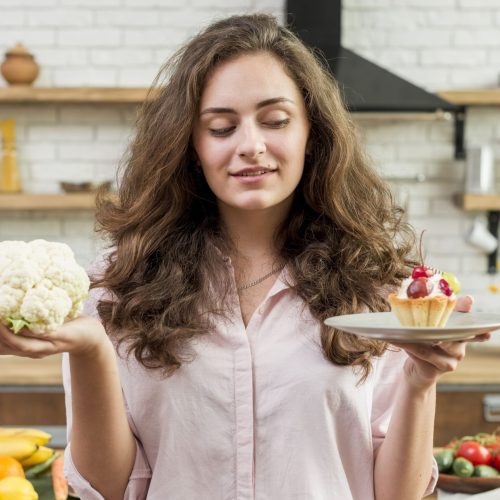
[264,118,290,128]
[209,126,236,137]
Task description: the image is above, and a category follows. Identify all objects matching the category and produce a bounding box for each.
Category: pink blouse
[63,260,438,499]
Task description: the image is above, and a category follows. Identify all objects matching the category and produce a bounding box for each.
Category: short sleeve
[370,348,438,496]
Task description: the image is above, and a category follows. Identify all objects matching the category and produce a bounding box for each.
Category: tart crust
[388,293,457,327]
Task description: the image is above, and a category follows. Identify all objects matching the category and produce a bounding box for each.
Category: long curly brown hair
[94,13,416,382]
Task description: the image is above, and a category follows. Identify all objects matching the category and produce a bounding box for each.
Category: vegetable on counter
[456,440,492,466]
[0,476,38,499]
[435,430,500,478]
[0,427,68,499]
[452,457,474,477]
[51,455,68,500]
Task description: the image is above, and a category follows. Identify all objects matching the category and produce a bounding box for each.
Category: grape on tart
[388,266,460,327]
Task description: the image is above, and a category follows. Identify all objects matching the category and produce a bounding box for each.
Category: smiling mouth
[237,170,273,177]
[231,167,277,177]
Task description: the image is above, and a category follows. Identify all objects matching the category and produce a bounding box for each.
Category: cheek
[197,139,233,172]
[273,138,306,172]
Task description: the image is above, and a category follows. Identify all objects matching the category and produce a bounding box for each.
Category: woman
[0,14,488,500]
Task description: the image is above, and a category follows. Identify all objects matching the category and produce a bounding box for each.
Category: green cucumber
[452,457,474,477]
[434,449,454,472]
[474,465,500,477]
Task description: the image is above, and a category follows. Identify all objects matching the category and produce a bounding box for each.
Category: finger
[410,348,460,373]
[432,338,468,355]
[0,335,16,355]
[469,332,491,342]
[392,341,464,371]
[0,323,54,358]
[454,295,474,313]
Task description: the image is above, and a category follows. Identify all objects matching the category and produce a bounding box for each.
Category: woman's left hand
[391,295,491,391]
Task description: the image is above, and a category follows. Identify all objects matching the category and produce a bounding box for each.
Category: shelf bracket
[453,107,466,160]
[487,210,499,274]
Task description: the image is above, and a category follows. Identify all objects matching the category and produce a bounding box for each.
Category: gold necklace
[237,264,286,291]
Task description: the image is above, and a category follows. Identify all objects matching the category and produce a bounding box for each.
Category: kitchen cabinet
[0,355,65,425]
[435,348,500,446]
[1,348,498,436]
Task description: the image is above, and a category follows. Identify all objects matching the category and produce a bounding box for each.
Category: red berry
[407,277,430,298]
[439,279,453,297]
[412,266,434,279]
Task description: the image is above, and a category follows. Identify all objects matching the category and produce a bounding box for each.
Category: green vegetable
[0,239,90,335]
[434,449,454,472]
[452,457,474,477]
[474,464,500,477]
[25,452,61,479]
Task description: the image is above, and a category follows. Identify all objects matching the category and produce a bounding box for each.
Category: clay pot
[1,43,39,85]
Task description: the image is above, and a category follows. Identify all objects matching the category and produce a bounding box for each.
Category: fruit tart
[388,266,460,327]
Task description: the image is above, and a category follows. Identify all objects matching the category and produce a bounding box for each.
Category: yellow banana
[20,445,55,467]
[0,428,51,446]
[0,438,38,461]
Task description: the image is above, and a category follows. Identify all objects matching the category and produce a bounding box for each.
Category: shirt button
[258,307,264,315]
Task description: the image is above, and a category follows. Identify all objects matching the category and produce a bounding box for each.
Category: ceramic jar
[1,43,39,85]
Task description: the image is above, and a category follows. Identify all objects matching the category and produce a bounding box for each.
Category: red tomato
[456,441,492,466]
[493,452,500,472]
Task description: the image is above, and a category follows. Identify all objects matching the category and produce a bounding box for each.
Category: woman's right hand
[0,315,109,359]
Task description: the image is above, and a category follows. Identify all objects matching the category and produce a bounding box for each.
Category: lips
[230,166,277,177]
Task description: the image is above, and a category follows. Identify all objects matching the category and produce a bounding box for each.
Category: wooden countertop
[0,354,62,385]
[0,347,499,387]
[438,346,500,385]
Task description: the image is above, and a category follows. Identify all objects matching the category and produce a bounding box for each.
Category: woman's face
[192,52,310,214]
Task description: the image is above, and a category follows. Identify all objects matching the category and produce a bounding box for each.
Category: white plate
[324,312,500,343]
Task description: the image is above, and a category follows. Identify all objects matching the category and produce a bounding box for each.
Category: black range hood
[286,0,458,115]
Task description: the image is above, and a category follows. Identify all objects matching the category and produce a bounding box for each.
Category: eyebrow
[199,97,295,116]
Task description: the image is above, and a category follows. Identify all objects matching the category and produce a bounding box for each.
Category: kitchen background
[0,0,499,328]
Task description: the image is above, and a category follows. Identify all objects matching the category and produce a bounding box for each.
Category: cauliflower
[0,239,90,334]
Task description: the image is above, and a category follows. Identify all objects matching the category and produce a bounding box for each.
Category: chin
[229,196,276,211]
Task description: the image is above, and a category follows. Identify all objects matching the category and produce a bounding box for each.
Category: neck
[218,198,292,261]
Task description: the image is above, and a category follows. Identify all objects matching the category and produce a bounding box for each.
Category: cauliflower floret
[0,239,90,334]
[0,241,30,276]
[44,261,90,315]
[0,285,24,326]
[1,258,43,291]
[30,239,74,273]
[20,280,72,334]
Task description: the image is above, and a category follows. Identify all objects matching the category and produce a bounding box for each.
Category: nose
[235,122,266,159]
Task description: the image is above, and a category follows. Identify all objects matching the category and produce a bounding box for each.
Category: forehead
[200,52,303,107]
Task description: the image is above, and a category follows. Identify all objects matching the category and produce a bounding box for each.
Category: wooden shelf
[0,86,151,104]
[0,86,497,109]
[438,89,500,106]
[0,193,97,210]
[455,193,500,211]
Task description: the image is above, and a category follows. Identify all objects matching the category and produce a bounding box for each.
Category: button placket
[233,315,255,499]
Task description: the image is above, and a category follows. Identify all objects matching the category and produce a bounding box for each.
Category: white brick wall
[0,0,499,322]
